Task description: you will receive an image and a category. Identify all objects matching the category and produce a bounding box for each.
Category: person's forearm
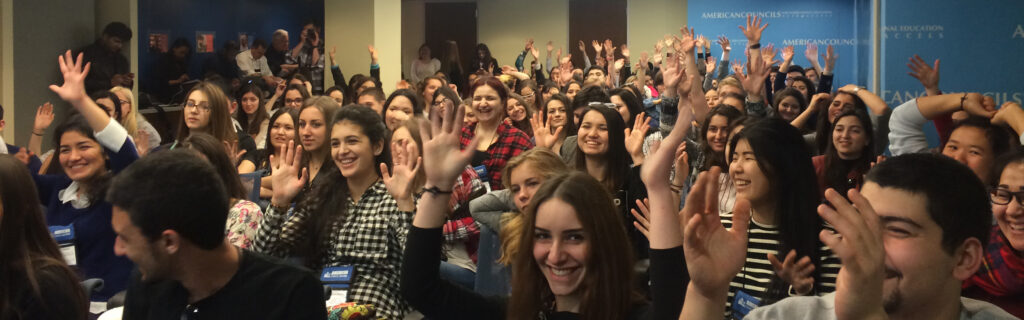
[290,43,304,60]
[68,96,112,132]
[28,131,43,156]
[791,106,816,129]
[854,89,889,116]
[413,193,452,228]
[679,284,729,320]
[915,93,971,119]
[689,80,710,126]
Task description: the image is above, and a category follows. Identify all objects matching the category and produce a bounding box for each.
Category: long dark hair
[573,106,630,192]
[383,89,425,119]
[52,113,112,203]
[507,172,641,320]
[698,106,743,171]
[235,84,269,136]
[181,133,248,200]
[814,91,866,154]
[0,155,88,319]
[89,90,123,122]
[541,93,576,135]
[175,81,237,145]
[259,108,299,171]
[728,118,824,303]
[823,108,875,198]
[609,88,643,128]
[296,104,390,268]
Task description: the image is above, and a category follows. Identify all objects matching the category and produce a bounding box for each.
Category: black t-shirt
[122,250,326,320]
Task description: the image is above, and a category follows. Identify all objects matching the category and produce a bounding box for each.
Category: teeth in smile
[1010,223,1024,231]
[551,268,572,276]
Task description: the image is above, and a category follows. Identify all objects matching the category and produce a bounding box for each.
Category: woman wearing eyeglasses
[967,151,1024,317]
[166,82,256,164]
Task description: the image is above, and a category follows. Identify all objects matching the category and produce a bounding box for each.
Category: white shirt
[58,118,129,209]
[409,58,441,85]
[235,50,272,77]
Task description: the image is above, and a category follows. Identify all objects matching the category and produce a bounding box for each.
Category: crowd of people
[1,15,1022,320]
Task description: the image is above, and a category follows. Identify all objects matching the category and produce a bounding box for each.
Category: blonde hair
[497,149,568,265]
[110,86,138,137]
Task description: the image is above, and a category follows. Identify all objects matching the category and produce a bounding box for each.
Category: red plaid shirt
[460,122,534,190]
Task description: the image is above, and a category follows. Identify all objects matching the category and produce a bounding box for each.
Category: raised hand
[705,56,717,74]
[823,45,837,75]
[525,38,535,52]
[818,188,887,320]
[631,198,652,239]
[329,46,337,65]
[768,249,816,295]
[546,41,554,53]
[639,52,650,69]
[224,140,247,167]
[781,45,795,62]
[717,35,731,52]
[739,14,769,44]
[368,45,379,63]
[269,140,308,207]
[737,57,772,98]
[578,40,586,52]
[501,65,517,75]
[804,43,819,64]
[681,167,752,296]
[530,46,540,60]
[761,44,778,63]
[603,39,614,54]
[654,40,664,54]
[530,112,563,149]
[135,129,151,157]
[420,91,479,189]
[34,102,55,132]
[672,142,690,187]
[731,61,744,77]
[808,93,832,113]
[680,26,695,43]
[620,44,630,58]
[613,58,625,71]
[624,112,651,164]
[49,50,90,103]
[961,93,997,118]
[381,139,422,203]
[907,54,940,93]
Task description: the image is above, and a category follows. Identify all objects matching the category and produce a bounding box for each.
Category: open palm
[48,50,89,103]
[681,167,751,292]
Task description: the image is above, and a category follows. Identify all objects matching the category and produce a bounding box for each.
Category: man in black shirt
[107,150,326,319]
[78,22,133,92]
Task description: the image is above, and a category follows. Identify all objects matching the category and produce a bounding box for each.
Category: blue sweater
[34,120,138,301]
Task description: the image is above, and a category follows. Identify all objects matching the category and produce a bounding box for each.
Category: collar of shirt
[58,181,92,209]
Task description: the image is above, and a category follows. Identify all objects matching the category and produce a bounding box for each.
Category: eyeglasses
[184,100,210,112]
[990,187,1024,206]
[285,98,304,105]
[432,98,450,108]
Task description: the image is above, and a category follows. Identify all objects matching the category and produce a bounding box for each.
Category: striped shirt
[720,212,842,319]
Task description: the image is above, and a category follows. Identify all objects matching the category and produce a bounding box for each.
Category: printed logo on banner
[882,25,945,40]
[1014,25,1023,39]
[782,38,858,46]
[700,10,833,19]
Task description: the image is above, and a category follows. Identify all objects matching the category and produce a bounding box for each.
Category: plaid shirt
[460,122,534,190]
[253,181,412,319]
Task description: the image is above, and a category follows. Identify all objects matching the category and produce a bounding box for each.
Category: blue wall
[137,0,323,90]
[881,0,1024,147]
[686,0,867,89]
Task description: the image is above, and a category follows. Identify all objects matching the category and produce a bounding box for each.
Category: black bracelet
[421,186,453,196]
[32,131,44,136]
[748,42,761,49]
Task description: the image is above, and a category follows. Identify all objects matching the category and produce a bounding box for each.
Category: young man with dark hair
[78,22,133,92]
[108,150,326,319]
[679,153,1016,319]
[356,87,386,115]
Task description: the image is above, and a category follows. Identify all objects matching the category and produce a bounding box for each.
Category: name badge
[322,265,354,307]
[731,290,761,319]
[49,225,77,266]
[473,165,492,193]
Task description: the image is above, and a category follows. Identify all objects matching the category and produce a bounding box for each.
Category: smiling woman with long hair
[401,104,687,320]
